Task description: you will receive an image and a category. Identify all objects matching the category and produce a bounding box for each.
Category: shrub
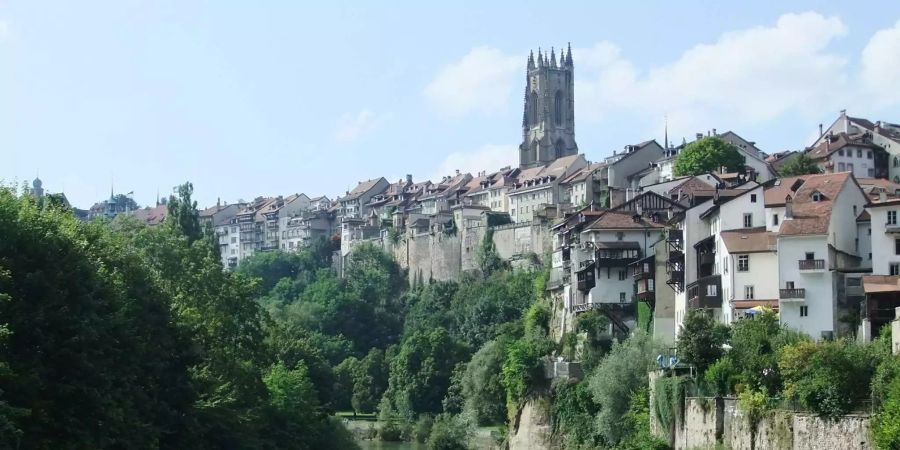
[618,387,670,450]
[524,301,551,336]
[873,376,900,450]
[426,414,470,450]
[779,339,878,418]
[501,336,552,420]
[704,358,739,396]
[729,311,807,394]
[413,414,435,443]
[460,339,507,425]
[653,376,687,441]
[551,380,600,449]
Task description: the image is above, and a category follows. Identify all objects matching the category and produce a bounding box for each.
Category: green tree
[382,328,469,419]
[728,311,807,394]
[587,331,663,445]
[460,339,509,425]
[677,309,730,374]
[673,136,746,176]
[778,153,822,176]
[873,374,900,450]
[426,414,471,450]
[476,229,507,276]
[166,182,203,243]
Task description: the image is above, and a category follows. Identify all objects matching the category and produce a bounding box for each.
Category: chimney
[696,133,704,141]
[819,123,824,137]
[406,174,412,183]
[880,191,887,203]
[785,195,794,219]
[455,169,460,175]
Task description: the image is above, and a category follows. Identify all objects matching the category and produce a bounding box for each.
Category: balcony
[779,288,806,302]
[687,275,722,309]
[798,259,825,272]
[595,243,641,268]
[667,228,683,244]
[576,261,596,292]
[632,256,654,281]
[699,252,716,266]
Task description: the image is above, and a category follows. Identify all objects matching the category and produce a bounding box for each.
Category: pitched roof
[807,132,877,160]
[863,275,900,294]
[584,210,668,230]
[764,176,807,206]
[720,227,776,253]
[778,172,854,236]
[131,204,169,226]
[343,178,387,201]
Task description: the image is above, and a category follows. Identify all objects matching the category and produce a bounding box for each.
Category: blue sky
[2,1,900,209]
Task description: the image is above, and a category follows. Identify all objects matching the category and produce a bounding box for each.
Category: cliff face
[508,397,553,450]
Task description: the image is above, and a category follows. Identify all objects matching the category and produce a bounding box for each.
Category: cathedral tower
[519,44,578,168]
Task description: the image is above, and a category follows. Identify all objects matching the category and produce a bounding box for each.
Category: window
[838,162,846,172]
[230,249,236,255]
[616,232,624,241]
[773,214,779,226]
[848,163,854,172]
[868,151,873,159]
[751,194,757,203]
[554,90,564,125]
[618,270,627,281]
[857,149,863,158]
[889,211,897,225]
[869,168,875,177]
[744,285,754,299]
[805,252,815,260]
[838,149,844,156]
[738,255,749,271]
[232,226,237,233]
[869,227,872,236]
[619,292,626,303]
[892,264,900,276]
[896,238,900,255]
[706,284,718,297]
[743,213,752,228]
[853,205,857,216]
[800,306,809,317]
[811,192,823,202]
[786,281,795,289]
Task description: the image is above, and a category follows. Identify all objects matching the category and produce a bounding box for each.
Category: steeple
[566,42,573,66]
[519,44,578,168]
[537,48,544,67]
[527,50,535,70]
[550,47,557,68]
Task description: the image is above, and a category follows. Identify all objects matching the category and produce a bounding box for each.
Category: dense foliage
[0,186,355,449]
[676,309,730,374]
[777,153,822,176]
[673,136,746,176]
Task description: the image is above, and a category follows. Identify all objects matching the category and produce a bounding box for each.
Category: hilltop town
[21,46,900,348]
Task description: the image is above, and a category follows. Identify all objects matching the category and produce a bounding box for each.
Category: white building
[770,172,869,340]
[509,154,587,222]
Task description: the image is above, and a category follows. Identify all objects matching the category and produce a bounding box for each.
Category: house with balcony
[806,132,885,180]
[560,162,606,207]
[773,172,869,340]
[860,275,900,341]
[814,110,899,181]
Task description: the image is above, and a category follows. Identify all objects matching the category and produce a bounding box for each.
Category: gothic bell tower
[519,44,578,169]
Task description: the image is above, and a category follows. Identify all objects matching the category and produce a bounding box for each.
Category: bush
[551,380,600,449]
[426,414,470,450]
[378,419,405,442]
[779,339,878,418]
[524,301,551,336]
[413,414,435,443]
[501,336,553,420]
[460,339,507,425]
[618,387,670,450]
[653,376,687,441]
[873,376,900,450]
[729,312,807,394]
[704,358,739,396]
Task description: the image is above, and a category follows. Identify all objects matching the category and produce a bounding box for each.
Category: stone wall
[508,397,552,450]
[656,392,873,450]
[380,222,551,285]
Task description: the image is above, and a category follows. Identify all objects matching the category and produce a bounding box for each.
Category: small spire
[566,42,573,66]
[664,115,669,150]
[527,50,535,70]
[537,48,544,67]
[550,47,557,68]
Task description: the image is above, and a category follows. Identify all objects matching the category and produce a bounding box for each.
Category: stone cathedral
[519,44,578,169]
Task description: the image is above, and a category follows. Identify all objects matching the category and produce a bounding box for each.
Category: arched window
[531,140,539,161]
[894,156,899,168]
[529,92,539,126]
[554,90,564,125]
[555,139,565,158]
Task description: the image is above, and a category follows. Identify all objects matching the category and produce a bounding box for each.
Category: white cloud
[334,109,389,143]
[424,47,520,116]
[576,12,852,138]
[430,144,518,182]
[860,19,900,108]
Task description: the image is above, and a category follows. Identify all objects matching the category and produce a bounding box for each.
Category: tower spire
[566,42,573,66]
[527,50,535,70]
[550,47,557,68]
[664,115,669,150]
[537,48,544,67]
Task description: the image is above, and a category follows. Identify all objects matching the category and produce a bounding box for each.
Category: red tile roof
[778,172,854,236]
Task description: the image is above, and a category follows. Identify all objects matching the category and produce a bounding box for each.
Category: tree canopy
[778,153,822,176]
[673,136,746,176]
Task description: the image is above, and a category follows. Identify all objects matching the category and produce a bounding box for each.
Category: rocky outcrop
[509,398,552,450]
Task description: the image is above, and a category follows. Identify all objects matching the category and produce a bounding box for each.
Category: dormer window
[811,191,824,202]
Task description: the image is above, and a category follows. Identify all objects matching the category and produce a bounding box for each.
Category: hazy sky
[2,1,900,209]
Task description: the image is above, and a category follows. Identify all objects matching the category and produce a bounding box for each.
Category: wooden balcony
[687,275,722,309]
[779,288,806,302]
[798,259,825,271]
